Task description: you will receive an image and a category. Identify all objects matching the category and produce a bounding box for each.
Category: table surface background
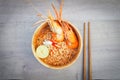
[0,0,120,80]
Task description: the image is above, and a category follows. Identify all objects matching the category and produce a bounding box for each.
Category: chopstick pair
[83,22,92,80]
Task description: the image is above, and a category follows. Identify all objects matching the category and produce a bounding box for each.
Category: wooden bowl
[32,21,82,69]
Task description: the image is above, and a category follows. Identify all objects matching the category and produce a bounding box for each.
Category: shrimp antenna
[33,13,47,26]
[48,10,55,21]
[59,0,64,21]
[51,3,59,20]
[33,20,45,26]
[37,13,47,19]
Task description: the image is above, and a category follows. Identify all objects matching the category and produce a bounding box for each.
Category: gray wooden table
[0,0,120,80]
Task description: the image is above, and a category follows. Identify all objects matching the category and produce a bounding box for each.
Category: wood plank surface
[0,0,120,80]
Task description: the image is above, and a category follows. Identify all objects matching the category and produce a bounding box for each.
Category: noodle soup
[32,21,82,69]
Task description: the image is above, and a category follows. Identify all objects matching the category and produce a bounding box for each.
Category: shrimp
[62,22,78,49]
[47,11,64,42]
[34,4,64,42]
[47,1,65,42]
[48,2,78,48]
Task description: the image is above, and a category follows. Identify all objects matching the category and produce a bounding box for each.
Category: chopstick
[83,22,92,80]
[88,22,92,80]
[83,22,86,80]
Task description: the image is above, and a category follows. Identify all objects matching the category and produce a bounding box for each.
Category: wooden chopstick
[83,22,92,80]
[83,22,87,80]
[88,22,92,80]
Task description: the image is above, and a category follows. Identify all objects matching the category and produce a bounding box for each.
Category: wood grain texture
[91,21,120,79]
[0,0,120,80]
[88,22,92,80]
[83,22,86,80]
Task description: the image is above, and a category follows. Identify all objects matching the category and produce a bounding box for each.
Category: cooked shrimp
[47,11,64,42]
[33,8,64,42]
[62,22,78,49]
[33,0,65,43]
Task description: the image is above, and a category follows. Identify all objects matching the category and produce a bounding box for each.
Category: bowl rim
[31,20,83,69]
